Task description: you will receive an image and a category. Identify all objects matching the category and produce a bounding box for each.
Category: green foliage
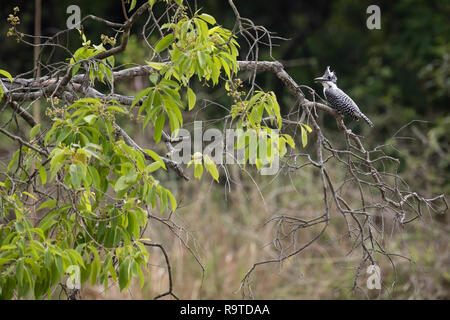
[187,152,219,182]
[0,68,13,102]
[0,96,175,298]
[228,89,311,170]
[148,0,174,10]
[69,30,115,83]
[132,78,184,140]
[300,123,312,148]
[0,2,311,299]
[154,10,240,85]
[231,90,282,129]
[137,23,309,176]
[130,8,241,143]
[128,0,177,13]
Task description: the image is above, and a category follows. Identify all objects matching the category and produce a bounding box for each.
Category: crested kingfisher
[314,66,374,127]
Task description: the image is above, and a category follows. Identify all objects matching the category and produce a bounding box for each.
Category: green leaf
[114,172,138,192]
[88,166,101,189]
[270,92,282,129]
[146,61,166,70]
[8,149,20,172]
[15,222,25,233]
[187,87,196,111]
[219,57,231,79]
[154,113,165,144]
[119,258,131,291]
[302,123,313,133]
[131,87,152,108]
[194,163,203,179]
[88,246,101,285]
[149,0,157,9]
[154,34,174,53]
[30,124,41,140]
[249,103,264,126]
[0,69,13,82]
[143,149,166,169]
[23,266,33,289]
[195,19,209,40]
[279,139,287,158]
[37,164,47,185]
[301,126,307,148]
[83,114,97,125]
[149,73,159,84]
[67,249,85,268]
[197,51,207,68]
[198,13,216,25]
[136,152,146,171]
[247,91,264,109]
[137,263,145,288]
[49,149,67,180]
[166,190,177,211]
[284,134,295,148]
[69,163,83,189]
[144,161,161,173]
[129,0,137,11]
[107,105,128,114]
[16,258,24,285]
[203,155,219,182]
[22,191,37,200]
[139,92,152,117]
[38,199,57,211]
[107,258,117,283]
[114,176,128,193]
[38,212,58,232]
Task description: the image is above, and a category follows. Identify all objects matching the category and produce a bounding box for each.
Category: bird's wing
[325,88,362,116]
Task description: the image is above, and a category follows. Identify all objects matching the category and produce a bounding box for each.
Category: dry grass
[81,163,449,300]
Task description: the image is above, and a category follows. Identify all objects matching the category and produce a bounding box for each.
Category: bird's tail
[359,112,374,127]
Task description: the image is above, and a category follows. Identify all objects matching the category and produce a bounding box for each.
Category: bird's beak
[314,76,326,82]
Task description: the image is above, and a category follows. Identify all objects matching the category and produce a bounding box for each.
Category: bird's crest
[324,66,338,83]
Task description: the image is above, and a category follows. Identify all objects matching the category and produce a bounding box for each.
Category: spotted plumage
[314,66,374,127]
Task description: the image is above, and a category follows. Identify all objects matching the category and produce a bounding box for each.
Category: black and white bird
[314,66,374,127]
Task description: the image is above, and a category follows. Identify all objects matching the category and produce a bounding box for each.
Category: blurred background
[0,0,448,299]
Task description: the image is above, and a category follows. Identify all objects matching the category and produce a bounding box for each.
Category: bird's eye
[327,76,332,80]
